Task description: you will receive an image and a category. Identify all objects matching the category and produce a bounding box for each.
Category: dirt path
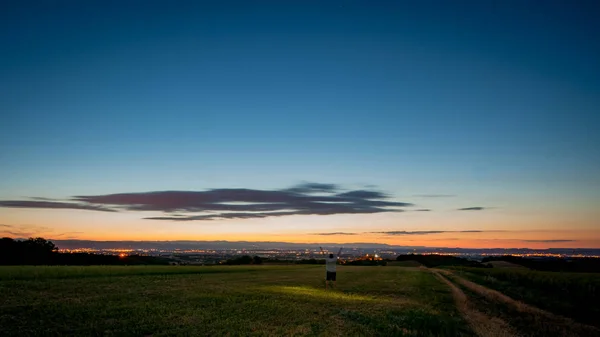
[435,269,600,337]
[430,269,518,337]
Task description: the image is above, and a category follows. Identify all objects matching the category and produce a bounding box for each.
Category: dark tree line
[482,255,600,273]
[0,237,58,265]
[345,259,387,266]
[223,255,263,265]
[0,237,169,265]
[396,254,490,268]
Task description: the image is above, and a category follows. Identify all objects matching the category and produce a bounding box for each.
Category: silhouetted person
[320,246,342,289]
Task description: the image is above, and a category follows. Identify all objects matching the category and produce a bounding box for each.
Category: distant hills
[46,239,600,255]
[49,239,405,250]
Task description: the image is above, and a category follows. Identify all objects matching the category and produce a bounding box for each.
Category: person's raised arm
[337,247,343,257]
[319,246,324,254]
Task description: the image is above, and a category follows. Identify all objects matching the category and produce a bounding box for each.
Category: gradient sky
[1,1,599,248]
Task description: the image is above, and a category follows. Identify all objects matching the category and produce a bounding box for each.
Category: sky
[1,1,599,248]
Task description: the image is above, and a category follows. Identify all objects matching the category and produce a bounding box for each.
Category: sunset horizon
[2,181,598,249]
[2,1,599,250]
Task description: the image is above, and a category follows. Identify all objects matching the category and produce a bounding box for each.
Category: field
[386,261,423,267]
[450,266,600,328]
[481,261,525,269]
[1,265,599,336]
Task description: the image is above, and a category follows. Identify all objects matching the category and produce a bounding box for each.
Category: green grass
[451,267,600,327]
[483,261,525,269]
[387,261,423,267]
[0,265,261,280]
[446,274,567,337]
[0,265,472,336]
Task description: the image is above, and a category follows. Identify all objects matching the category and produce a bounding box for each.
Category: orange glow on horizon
[1,231,594,249]
[2,208,600,249]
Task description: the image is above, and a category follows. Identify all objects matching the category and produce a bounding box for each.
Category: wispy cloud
[522,239,577,243]
[283,182,339,194]
[0,201,117,212]
[0,182,415,221]
[2,231,26,237]
[373,231,445,235]
[370,230,486,235]
[457,207,487,211]
[336,190,389,199]
[52,231,84,237]
[0,224,55,238]
[413,194,456,198]
[310,232,358,236]
[415,209,431,212]
[311,230,498,236]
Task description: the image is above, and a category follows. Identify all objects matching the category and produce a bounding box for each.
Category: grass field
[450,266,600,328]
[482,261,525,269]
[387,261,423,267]
[2,265,599,336]
[0,265,471,336]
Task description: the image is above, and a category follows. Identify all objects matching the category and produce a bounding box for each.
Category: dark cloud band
[371,230,486,235]
[413,194,456,198]
[522,239,577,243]
[457,207,486,211]
[310,232,358,236]
[0,200,116,212]
[0,182,414,221]
[311,230,493,236]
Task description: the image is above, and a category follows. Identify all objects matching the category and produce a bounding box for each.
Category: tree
[23,237,57,264]
[0,238,18,264]
[252,256,263,265]
[24,237,57,252]
[0,237,58,265]
[225,255,254,265]
[238,255,253,264]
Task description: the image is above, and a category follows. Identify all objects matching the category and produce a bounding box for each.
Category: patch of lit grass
[261,285,383,302]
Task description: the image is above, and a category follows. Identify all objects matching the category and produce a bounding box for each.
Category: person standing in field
[320,246,343,289]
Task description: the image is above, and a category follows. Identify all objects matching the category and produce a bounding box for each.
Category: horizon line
[21,238,599,250]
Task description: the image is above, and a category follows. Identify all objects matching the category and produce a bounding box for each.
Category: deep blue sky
[1,1,599,245]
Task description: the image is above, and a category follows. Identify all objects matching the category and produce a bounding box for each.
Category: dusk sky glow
[1,1,599,248]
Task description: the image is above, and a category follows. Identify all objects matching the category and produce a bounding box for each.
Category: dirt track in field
[431,269,600,337]
[431,269,517,337]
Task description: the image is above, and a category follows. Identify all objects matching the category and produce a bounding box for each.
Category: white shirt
[325,256,337,272]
